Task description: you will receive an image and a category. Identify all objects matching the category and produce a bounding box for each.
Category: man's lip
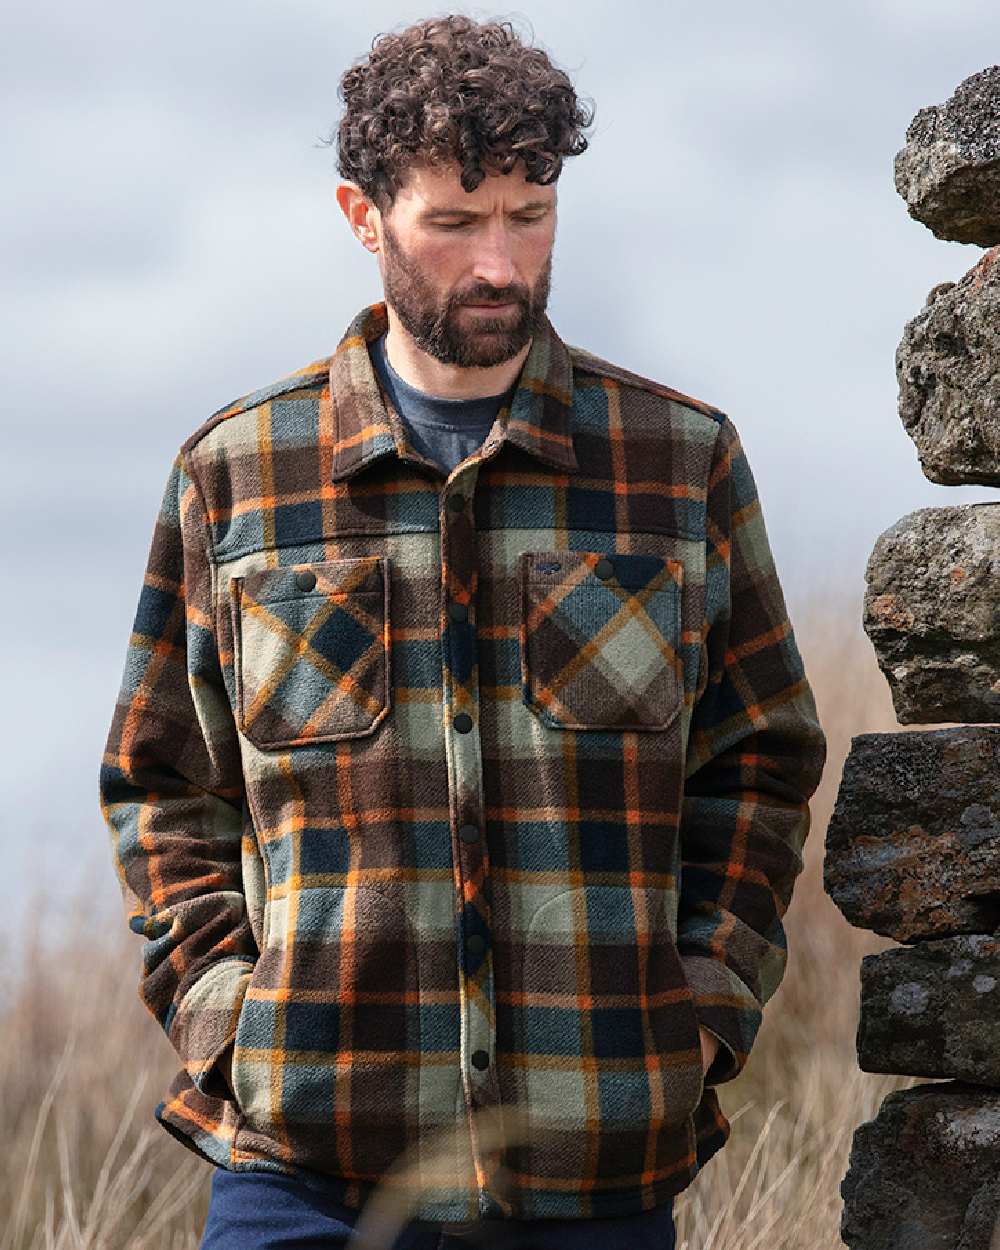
[463,301,516,308]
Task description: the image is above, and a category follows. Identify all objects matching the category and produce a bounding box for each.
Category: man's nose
[471,227,516,289]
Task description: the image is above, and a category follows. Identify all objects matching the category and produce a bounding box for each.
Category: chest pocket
[229,555,390,750]
[519,550,684,732]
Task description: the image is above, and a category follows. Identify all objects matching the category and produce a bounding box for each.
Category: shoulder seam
[568,343,726,423]
[180,363,331,455]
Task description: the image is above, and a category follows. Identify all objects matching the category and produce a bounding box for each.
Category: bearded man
[99,14,827,1250]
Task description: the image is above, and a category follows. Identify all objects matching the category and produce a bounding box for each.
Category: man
[99,13,827,1250]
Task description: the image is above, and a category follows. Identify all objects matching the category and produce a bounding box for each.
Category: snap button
[448,494,466,512]
[471,1049,490,1070]
[459,824,480,842]
[466,934,486,955]
[453,712,473,733]
[294,569,316,591]
[594,557,614,580]
[448,601,469,622]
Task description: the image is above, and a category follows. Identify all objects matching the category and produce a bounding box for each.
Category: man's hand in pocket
[698,1025,720,1075]
[218,1040,236,1098]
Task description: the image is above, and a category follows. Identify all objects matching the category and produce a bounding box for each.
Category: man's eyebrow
[421,199,552,218]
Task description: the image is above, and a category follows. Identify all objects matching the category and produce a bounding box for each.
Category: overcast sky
[3,0,999,956]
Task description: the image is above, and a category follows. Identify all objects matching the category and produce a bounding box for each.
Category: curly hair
[329,14,595,211]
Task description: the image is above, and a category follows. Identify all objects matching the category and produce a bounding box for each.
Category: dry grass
[1,583,925,1248]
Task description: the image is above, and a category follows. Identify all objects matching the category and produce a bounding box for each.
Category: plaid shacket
[99,299,827,1224]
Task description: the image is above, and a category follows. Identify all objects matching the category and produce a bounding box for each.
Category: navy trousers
[199,1167,677,1250]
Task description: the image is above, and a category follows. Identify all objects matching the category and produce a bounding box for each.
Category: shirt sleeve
[677,414,827,1086]
[98,448,258,1101]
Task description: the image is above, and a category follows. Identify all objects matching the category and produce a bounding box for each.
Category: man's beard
[380,221,552,368]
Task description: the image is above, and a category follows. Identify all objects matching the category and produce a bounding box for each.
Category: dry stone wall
[824,65,1000,1250]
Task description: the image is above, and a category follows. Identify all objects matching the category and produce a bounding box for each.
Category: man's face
[375,160,556,368]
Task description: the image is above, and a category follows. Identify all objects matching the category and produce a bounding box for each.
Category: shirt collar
[329,301,578,481]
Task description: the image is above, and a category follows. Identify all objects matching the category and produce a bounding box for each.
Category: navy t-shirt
[369,331,517,475]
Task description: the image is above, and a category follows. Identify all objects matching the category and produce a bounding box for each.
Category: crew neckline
[373,332,516,406]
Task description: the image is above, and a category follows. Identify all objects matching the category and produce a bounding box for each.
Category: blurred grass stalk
[0,585,930,1248]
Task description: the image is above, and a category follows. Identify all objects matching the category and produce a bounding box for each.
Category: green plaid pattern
[98,300,827,1224]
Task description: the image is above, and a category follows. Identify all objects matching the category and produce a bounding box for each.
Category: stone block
[864,506,1000,724]
[858,934,1000,1082]
[841,1082,1000,1249]
[894,65,1000,246]
[824,728,1000,941]
[896,249,1000,486]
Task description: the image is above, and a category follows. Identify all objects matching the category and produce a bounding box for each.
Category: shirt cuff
[167,957,255,1099]
[681,953,763,1086]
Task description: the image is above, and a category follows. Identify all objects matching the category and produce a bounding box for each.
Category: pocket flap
[235,556,385,606]
[522,550,683,595]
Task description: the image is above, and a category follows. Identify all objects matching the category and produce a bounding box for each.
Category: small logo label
[535,560,562,573]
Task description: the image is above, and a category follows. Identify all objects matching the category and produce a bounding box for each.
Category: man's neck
[382,305,531,400]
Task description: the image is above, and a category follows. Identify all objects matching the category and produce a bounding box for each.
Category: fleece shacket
[98,298,827,1226]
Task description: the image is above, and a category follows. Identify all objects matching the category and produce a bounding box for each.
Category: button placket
[438,462,503,1208]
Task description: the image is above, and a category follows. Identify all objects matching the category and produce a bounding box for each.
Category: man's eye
[432,216,544,230]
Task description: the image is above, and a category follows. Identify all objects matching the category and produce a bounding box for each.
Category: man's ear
[335,181,380,254]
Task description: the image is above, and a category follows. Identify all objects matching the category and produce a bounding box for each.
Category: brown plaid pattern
[98,300,827,1224]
